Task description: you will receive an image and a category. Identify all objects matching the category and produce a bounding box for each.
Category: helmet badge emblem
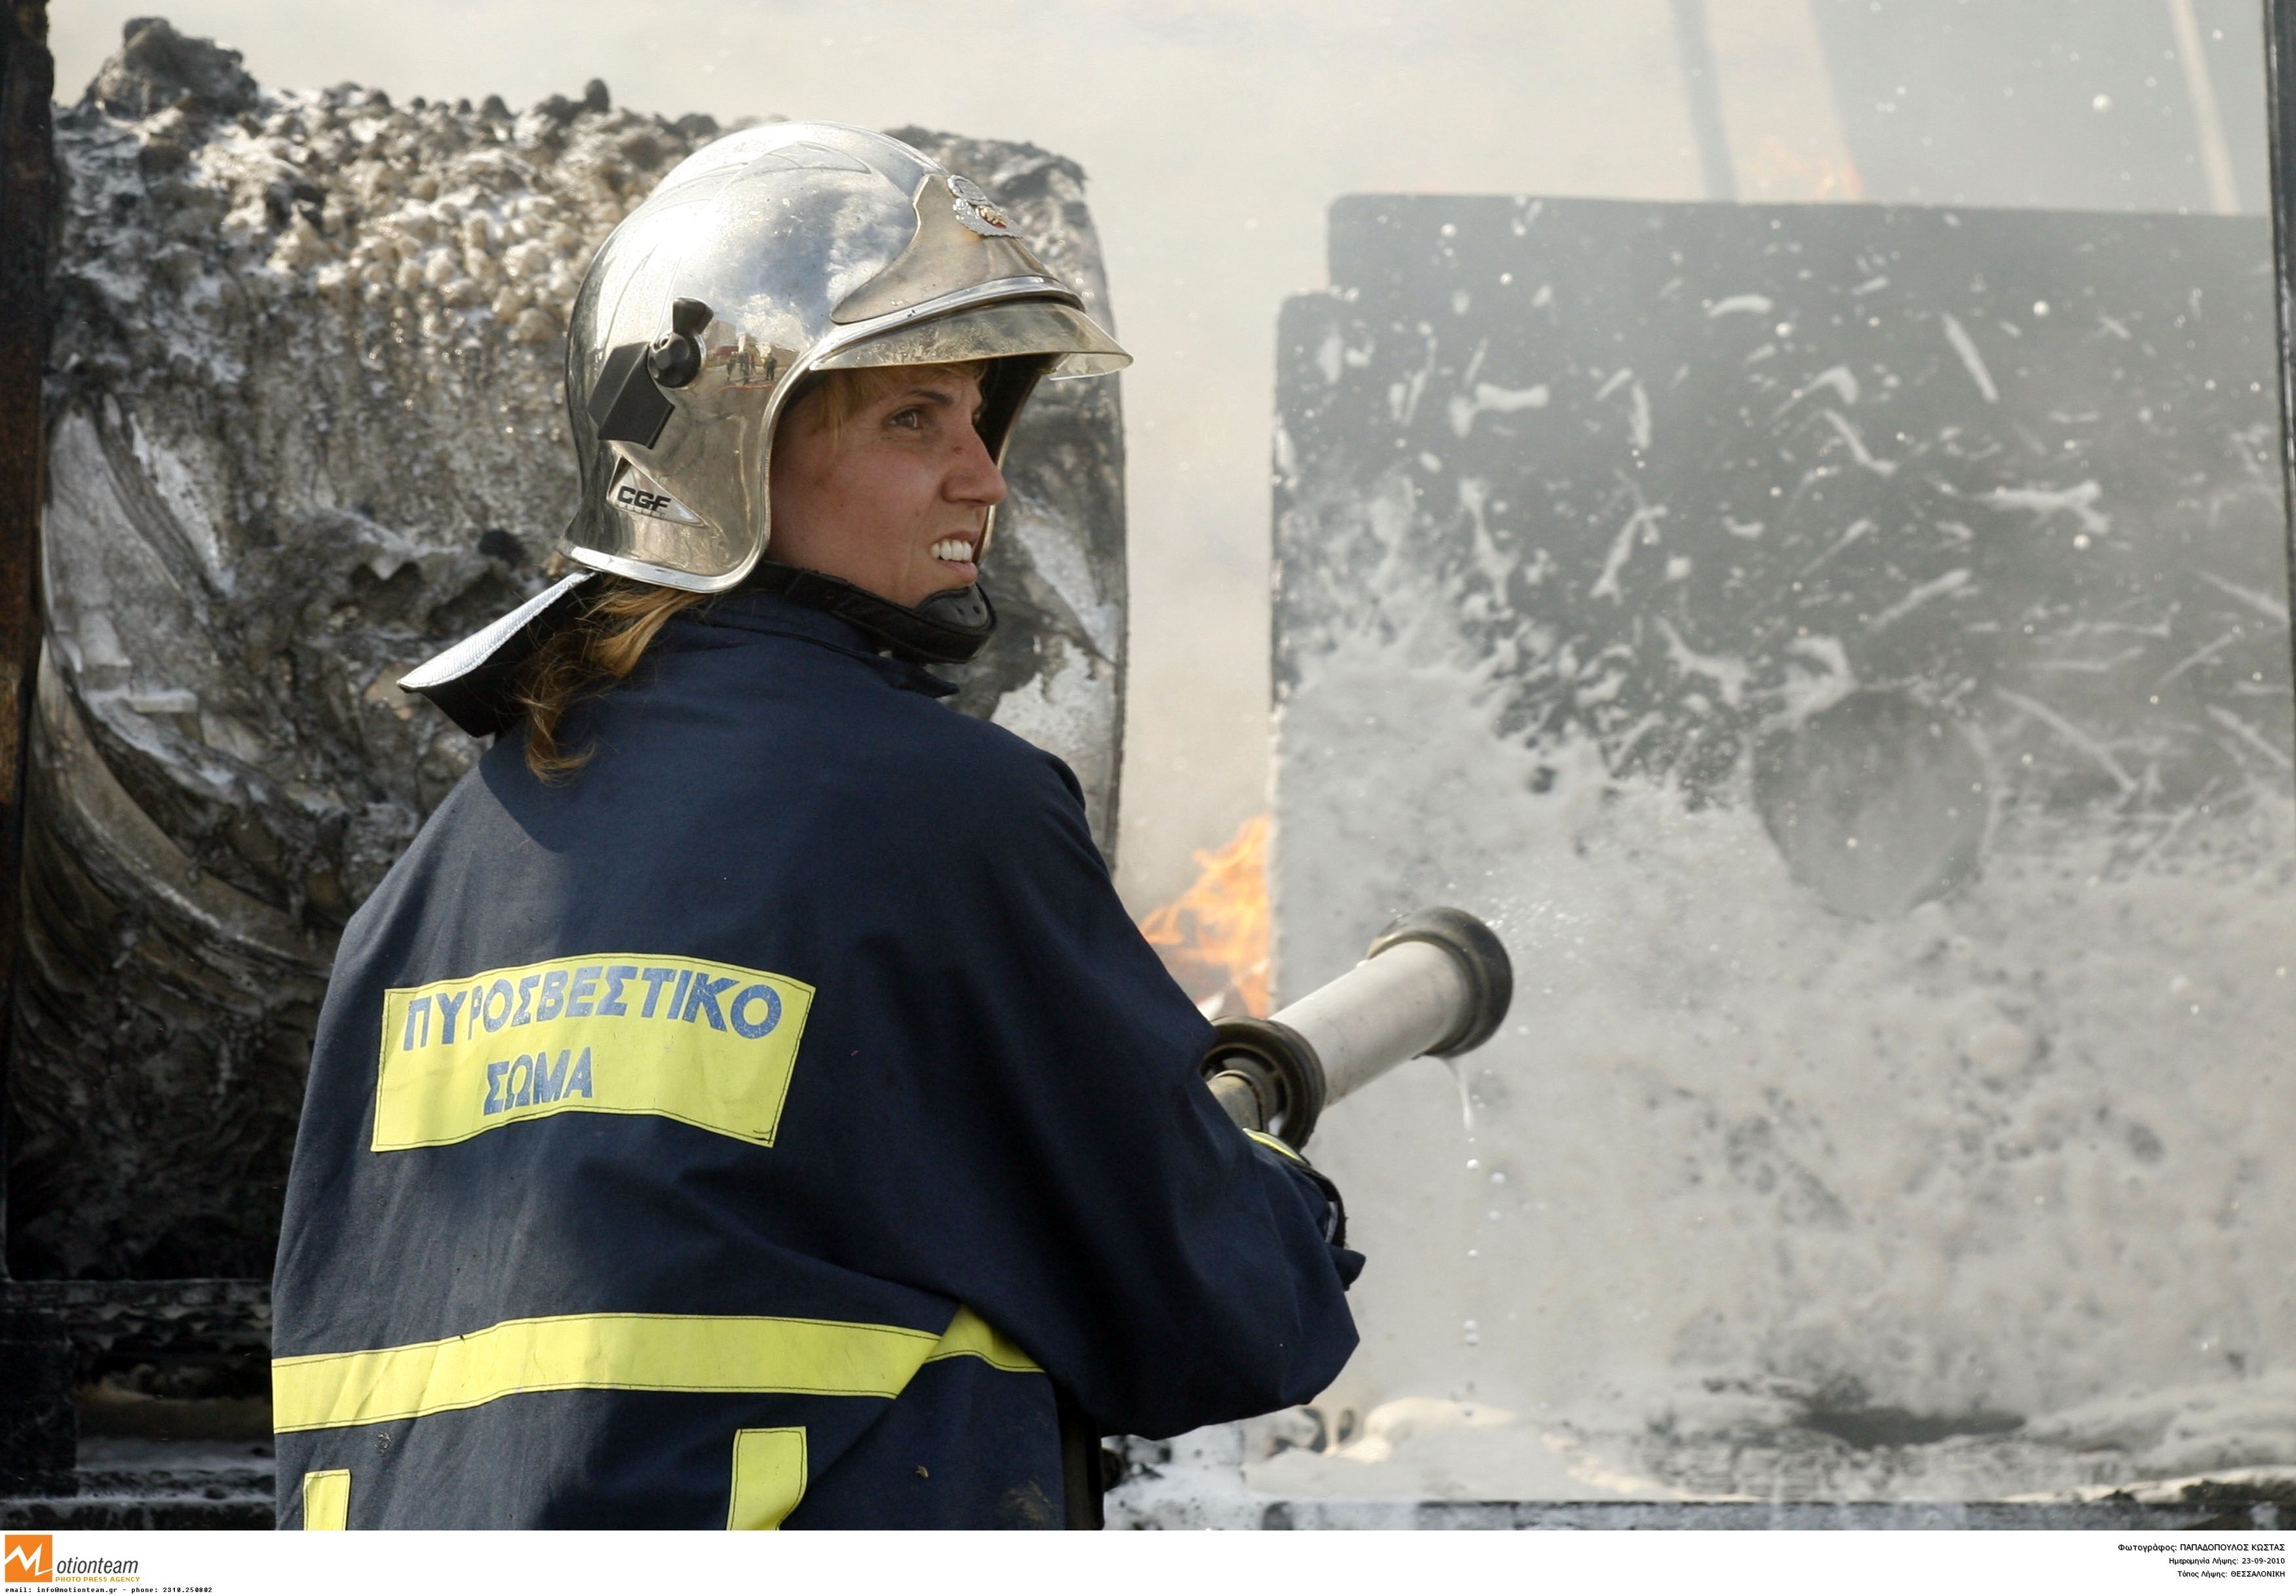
[947,174,1019,238]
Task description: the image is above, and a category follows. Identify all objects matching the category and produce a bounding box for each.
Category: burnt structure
[0,0,64,1502]
[1,18,1125,1517]
[1276,197,2290,869]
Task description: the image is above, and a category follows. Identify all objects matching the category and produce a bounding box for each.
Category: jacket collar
[685,587,960,698]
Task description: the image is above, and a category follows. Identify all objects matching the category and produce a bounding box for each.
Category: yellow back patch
[372,954,814,1151]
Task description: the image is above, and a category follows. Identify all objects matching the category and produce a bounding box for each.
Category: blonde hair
[516,358,993,778]
[515,577,710,778]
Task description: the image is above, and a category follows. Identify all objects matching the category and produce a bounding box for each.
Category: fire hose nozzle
[1201,907,1514,1146]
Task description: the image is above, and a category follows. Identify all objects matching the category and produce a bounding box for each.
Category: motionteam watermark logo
[1,1538,46,1584]
[3,1534,140,1587]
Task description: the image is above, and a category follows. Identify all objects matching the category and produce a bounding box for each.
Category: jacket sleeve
[820,738,1361,1439]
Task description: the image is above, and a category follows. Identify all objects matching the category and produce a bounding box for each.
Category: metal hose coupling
[1200,906,1514,1148]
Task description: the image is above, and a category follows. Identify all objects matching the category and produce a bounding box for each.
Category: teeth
[932,538,974,562]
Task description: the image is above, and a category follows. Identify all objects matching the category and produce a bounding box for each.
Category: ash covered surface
[12,19,1125,1280]
[1261,197,2296,1500]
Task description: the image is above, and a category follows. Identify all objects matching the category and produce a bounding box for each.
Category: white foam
[1267,584,2296,1499]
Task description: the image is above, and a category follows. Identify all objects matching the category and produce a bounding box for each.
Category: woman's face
[767,365,1006,610]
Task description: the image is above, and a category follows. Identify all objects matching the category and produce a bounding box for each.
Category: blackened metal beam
[1669,0,1737,203]
[2269,0,2296,728]
[0,0,54,1278]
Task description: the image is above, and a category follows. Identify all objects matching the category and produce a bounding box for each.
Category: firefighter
[269,123,1360,1530]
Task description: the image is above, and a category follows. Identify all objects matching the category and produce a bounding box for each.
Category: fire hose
[1063,907,1513,1525]
[1199,907,1513,1147]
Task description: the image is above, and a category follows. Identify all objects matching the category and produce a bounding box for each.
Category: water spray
[1200,908,1513,1146]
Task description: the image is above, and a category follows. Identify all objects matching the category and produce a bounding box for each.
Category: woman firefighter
[269,124,1361,1530]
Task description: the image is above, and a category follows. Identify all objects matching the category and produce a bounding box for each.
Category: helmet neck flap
[397,553,997,740]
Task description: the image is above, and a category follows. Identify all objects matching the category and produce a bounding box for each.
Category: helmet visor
[813,298,1131,378]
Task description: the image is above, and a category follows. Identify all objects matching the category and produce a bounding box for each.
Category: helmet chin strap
[747,562,997,666]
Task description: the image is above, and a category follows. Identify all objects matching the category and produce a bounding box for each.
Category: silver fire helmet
[562,121,1130,592]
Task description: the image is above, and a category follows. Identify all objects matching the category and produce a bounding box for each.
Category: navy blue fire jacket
[269,588,1361,1529]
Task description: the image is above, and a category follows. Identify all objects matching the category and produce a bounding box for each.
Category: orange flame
[1744,135,1866,202]
[1139,812,1272,1018]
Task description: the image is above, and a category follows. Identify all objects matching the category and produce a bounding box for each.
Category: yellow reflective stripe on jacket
[928,1306,1040,1374]
[275,1314,936,1431]
[273,1305,1040,1434]
[727,1428,807,1530]
[1244,1128,1307,1165]
[301,1469,351,1530]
